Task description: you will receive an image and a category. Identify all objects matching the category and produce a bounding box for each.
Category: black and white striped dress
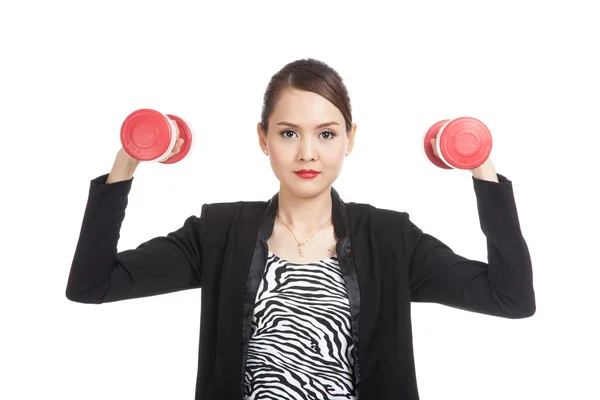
[243,251,358,400]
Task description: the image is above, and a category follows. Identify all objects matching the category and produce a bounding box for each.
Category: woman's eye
[280,130,336,139]
[281,130,297,138]
[320,131,336,139]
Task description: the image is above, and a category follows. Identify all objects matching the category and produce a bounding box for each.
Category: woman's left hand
[430,138,499,183]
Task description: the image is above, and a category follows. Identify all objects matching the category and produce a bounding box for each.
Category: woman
[66,58,536,400]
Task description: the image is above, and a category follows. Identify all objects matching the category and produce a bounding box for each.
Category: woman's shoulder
[200,199,268,216]
[345,201,409,220]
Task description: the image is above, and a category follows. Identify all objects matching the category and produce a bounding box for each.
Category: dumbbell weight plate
[437,117,492,170]
[121,109,178,162]
[423,119,453,169]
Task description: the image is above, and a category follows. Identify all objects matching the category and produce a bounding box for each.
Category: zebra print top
[243,251,358,400]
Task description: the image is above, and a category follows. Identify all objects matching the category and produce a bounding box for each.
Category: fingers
[176,137,184,151]
[172,120,181,141]
[167,120,183,158]
[430,138,438,157]
[162,137,184,160]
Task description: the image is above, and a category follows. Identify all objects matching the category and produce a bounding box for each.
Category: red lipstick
[295,169,320,179]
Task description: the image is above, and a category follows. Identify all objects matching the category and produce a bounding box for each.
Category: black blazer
[66,172,535,400]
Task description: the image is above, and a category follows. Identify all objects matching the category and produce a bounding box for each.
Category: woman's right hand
[107,125,185,184]
[159,136,185,162]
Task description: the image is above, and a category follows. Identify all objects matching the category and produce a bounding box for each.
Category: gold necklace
[276,212,331,257]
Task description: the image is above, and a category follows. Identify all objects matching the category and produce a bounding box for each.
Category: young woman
[66,58,536,400]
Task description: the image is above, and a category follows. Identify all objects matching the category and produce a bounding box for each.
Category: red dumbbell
[120,108,193,164]
[423,116,492,170]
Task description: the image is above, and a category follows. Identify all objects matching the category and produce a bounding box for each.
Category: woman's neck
[276,184,333,231]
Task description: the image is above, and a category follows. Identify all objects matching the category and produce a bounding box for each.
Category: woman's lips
[294,169,320,179]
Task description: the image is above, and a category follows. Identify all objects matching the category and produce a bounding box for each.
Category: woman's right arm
[66,147,204,304]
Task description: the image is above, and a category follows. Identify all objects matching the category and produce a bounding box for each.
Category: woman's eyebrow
[276,121,340,129]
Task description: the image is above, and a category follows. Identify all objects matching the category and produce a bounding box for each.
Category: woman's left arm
[405,159,536,319]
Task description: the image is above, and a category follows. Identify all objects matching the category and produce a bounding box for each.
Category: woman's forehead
[271,90,343,123]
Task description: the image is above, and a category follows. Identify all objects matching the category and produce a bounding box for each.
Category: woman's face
[257,88,356,199]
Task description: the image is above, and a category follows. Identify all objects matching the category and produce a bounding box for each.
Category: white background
[1,0,598,399]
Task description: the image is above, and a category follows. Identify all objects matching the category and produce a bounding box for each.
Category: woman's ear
[346,123,357,156]
[257,122,268,155]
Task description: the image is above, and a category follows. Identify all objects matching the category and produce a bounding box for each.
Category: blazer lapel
[331,187,362,389]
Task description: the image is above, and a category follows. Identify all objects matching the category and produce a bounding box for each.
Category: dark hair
[260,58,353,134]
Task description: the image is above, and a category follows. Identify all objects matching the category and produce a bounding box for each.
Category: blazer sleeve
[65,173,204,304]
[404,173,536,319]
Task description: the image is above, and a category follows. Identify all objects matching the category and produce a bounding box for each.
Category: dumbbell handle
[153,118,180,162]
